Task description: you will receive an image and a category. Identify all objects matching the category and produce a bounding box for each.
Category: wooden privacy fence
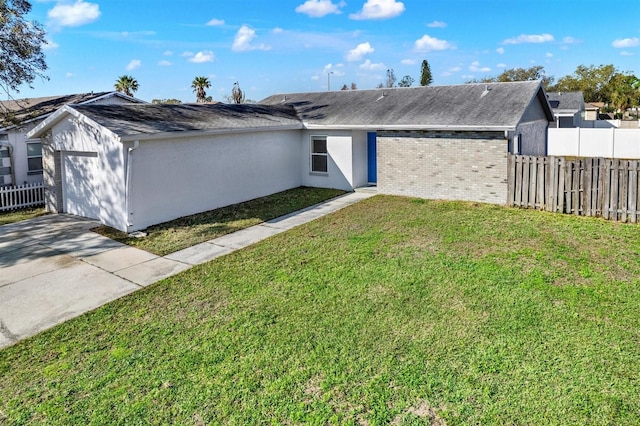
[508,155,640,223]
[0,182,45,212]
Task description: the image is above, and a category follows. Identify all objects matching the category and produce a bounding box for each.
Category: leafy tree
[114,75,139,97]
[420,59,433,86]
[386,69,396,88]
[191,76,211,103]
[151,98,182,104]
[376,83,385,89]
[350,82,357,90]
[340,84,348,91]
[231,81,245,104]
[605,73,639,115]
[398,75,414,87]
[550,64,620,103]
[467,65,554,89]
[0,0,47,100]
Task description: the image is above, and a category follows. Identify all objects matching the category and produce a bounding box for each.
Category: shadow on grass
[93,186,347,256]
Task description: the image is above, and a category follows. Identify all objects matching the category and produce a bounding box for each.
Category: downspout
[125,140,139,231]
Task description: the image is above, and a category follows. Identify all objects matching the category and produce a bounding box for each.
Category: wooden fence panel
[508,155,640,223]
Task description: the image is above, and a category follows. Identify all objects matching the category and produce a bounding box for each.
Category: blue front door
[367,132,377,184]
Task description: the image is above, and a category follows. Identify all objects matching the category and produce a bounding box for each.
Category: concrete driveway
[0,214,189,349]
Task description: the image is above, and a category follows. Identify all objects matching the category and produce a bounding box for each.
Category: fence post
[507,154,515,207]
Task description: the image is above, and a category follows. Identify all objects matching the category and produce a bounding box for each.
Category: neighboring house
[584,102,602,121]
[546,91,585,128]
[29,81,553,233]
[0,91,145,186]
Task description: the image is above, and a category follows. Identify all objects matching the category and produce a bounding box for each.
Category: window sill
[27,171,43,175]
[309,171,329,176]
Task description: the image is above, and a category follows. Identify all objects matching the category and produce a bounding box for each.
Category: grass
[93,186,346,256]
[2,195,640,424]
[0,207,47,226]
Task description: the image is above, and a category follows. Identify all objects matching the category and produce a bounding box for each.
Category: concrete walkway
[0,191,374,349]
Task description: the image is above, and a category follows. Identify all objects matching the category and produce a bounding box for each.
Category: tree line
[113,75,246,105]
[467,64,640,116]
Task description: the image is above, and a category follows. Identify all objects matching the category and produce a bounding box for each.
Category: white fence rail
[0,182,45,212]
[548,128,640,159]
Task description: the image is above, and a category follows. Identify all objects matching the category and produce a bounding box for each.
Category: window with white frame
[310,136,328,173]
[26,141,43,174]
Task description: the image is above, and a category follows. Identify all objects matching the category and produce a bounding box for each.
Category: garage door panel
[63,152,100,220]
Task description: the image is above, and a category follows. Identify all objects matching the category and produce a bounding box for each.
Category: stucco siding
[517,120,548,156]
[351,130,369,188]
[129,130,301,231]
[52,118,128,230]
[378,131,508,204]
[301,130,359,191]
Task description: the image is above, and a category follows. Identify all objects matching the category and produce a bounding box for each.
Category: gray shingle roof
[0,92,142,129]
[70,103,302,138]
[546,92,585,112]
[260,81,550,129]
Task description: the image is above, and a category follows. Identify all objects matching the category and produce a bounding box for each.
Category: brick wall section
[377,130,508,204]
[41,130,63,213]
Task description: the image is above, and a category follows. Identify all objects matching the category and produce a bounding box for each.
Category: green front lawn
[93,186,346,255]
[0,207,47,226]
[2,196,640,424]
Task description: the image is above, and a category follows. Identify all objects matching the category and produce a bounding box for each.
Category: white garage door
[63,152,100,220]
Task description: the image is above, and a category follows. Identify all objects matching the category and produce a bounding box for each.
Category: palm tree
[114,75,139,97]
[191,76,211,103]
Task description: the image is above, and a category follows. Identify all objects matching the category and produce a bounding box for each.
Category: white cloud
[427,20,446,28]
[188,51,215,63]
[360,59,386,70]
[441,66,462,77]
[401,59,415,65]
[295,0,345,17]
[311,75,320,81]
[612,37,639,48]
[414,34,452,52]
[469,61,490,73]
[47,0,100,27]
[181,51,194,57]
[497,63,506,68]
[42,39,59,50]
[163,50,173,56]
[158,60,172,66]
[206,18,225,26]
[562,36,578,44]
[232,25,270,52]
[503,33,554,45]
[126,59,141,71]
[620,51,635,56]
[65,72,73,78]
[350,0,405,20]
[345,42,374,61]
[496,47,504,54]
[273,27,284,34]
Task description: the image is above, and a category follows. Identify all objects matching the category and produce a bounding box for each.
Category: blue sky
[17,0,640,102]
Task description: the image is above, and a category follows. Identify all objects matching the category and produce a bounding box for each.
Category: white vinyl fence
[0,182,45,211]
[548,128,640,159]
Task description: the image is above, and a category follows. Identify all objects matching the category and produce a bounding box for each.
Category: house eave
[302,123,516,132]
[119,123,304,142]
